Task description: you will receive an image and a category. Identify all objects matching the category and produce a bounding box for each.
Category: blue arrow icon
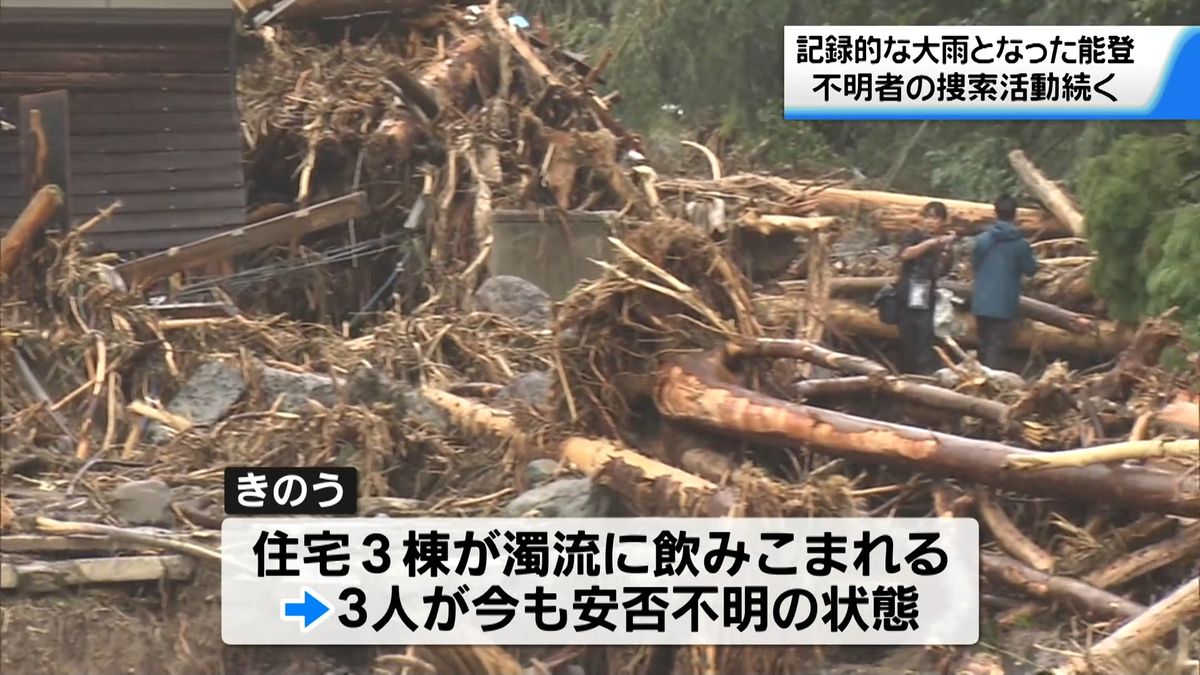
[280,587,331,631]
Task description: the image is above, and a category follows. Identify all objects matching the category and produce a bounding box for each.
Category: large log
[1078,576,1200,673]
[756,295,1133,357]
[0,185,63,276]
[419,388,738,516]
[793,375,1010,426]
[796,183,1067,236]
[1008,150,1086,236]
[779,277,1094,334]
[729,337,1010,426]
[655,351,1200,517]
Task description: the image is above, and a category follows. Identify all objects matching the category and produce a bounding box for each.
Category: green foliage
[1076,127,1200,332]
[926,134,1021,201]
[1145,205,1200,341]
[1076,134,1184,321]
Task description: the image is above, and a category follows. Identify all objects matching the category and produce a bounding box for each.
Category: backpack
[872,284,901,325]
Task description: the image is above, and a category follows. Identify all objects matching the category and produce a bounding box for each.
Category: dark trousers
[976,315,1014,369]
[898,308,937,374]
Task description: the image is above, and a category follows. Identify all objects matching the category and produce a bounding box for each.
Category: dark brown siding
[0,8,246,253]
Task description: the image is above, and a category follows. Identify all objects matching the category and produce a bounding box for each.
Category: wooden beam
[115,191,369,286]
[0,184,62,276]
[1008,149,1086,236]
[797,182,1065,236]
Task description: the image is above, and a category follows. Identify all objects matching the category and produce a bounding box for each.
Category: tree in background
[1077,122,1200,339]
[519,0,1200,335]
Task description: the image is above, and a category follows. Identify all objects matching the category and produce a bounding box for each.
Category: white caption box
[783,26,1198,118]
[222,517,979,646]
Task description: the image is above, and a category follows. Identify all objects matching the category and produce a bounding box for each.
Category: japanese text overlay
[783,26,1199,119]
[222,517,980,645]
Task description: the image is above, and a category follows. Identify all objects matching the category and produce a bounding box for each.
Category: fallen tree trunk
[756,295,1133,357]
[796,183,1067,236]
[1008,149,1086,236]
[793,375,1011,426]
[419,387,738,516]
[0,185,63,277]
[1157,398,1200,435]
[779,278,1094,334]
[732,337,1011,426]
[739,213,838,235]
[1076,576,1200,673]
[980,552,1145,620]
[655,350,1200,517]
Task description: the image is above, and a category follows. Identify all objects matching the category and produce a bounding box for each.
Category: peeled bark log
[1157,399,1200,435]
[797,183,1067,236]
[1008,149,1086,236]
[1082,576,1200,671]
[980,552,1145,620]
[739,213,838,235]
[419,387,737,516]
[1,184,63,276]
[780,278,1094,334]
[655,351,1200,517]
[756,295,1133,357]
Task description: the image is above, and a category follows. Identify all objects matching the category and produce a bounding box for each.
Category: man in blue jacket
[971,194,1038,370]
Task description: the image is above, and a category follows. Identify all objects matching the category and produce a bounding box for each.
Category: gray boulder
[523,458,561,486]
[496,371,554,410]
[501,478,611,518]
[108,479,174,526]
[474,275,552,328]
[149,360,247,444]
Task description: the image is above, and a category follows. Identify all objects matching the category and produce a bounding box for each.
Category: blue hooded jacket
[970,220,1038,320]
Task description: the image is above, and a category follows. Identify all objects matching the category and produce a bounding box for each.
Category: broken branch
[0,184,63,277]
[1008,149,1087,236]
[980,551,1144,620]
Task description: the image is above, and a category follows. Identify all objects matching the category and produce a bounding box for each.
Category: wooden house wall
[0,8,246,253]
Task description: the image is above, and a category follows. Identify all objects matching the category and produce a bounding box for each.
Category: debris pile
[1,2,1198,675]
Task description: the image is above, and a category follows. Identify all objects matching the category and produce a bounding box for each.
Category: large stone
[495,371,554,410]
[108,479,174,526]
[473,275,552,328]
[150,360,247,443]
[523,458,560,486]
[402,390,451,435]
[501,478,611,518]
[259,367,343,412]
[150,360,352,444]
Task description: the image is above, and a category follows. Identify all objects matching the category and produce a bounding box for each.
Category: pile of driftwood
[224,0,643,322]
[1,3,1198,675]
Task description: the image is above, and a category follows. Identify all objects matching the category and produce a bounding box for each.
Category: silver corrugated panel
[488,209,617,300]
